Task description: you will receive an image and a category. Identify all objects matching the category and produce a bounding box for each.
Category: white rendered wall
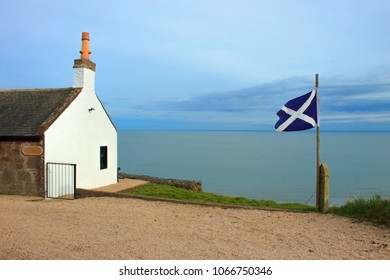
[44,77,117,189]
[73,67,95,89]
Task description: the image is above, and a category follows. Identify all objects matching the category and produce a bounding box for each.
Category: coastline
[118,130,390,205]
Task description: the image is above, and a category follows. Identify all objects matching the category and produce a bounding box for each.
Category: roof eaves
[0,135,41,141]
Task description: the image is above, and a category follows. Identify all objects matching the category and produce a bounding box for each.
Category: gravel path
[0,194,389,260]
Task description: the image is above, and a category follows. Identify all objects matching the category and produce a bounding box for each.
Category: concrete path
[91,178,148,193]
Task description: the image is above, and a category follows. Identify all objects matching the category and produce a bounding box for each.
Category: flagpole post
[315,73,320,211]
[274,74,328,212]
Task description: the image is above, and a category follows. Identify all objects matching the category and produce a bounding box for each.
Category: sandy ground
[0,191,389,260]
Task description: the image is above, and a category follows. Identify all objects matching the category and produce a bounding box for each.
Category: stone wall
[0,140,44,196]
[120,173,202,192]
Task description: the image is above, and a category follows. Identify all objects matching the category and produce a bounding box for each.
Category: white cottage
[0,32,117,198]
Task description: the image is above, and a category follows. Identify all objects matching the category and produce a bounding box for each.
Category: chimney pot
[82,32,90,40]
[80,32,92,60]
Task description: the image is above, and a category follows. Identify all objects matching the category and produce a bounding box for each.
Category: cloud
[153,76,313,112]
[322,113,390,124]
[110,67,390,130]
[320,75,390,116]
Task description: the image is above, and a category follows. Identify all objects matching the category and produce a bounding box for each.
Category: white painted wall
[44,69,117,189]
[73,67,95,89]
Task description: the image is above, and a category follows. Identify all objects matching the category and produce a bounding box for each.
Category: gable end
[0,88,82,138]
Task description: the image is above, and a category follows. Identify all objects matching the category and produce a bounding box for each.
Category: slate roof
[0,88,81,138]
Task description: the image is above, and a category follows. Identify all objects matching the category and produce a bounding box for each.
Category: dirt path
[0,194,389,260]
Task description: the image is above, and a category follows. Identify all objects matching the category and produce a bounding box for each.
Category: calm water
[118,131,390,205]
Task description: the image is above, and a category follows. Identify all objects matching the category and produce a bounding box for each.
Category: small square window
[100,146,108,170]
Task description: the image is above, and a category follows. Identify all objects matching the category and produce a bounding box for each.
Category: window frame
[100,146,108,170]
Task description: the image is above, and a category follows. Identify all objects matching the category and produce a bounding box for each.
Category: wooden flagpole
[315,73,320,211]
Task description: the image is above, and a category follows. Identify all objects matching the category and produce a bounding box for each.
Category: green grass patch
[120,182,316,212]
[329,194,390,227]
[121,183,390,226]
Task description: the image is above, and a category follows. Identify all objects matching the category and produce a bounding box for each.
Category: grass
[329,193,390,227]
[119,182,316,212]
[120,183,390,227]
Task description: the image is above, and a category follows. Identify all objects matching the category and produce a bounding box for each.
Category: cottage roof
[0,88,81,138]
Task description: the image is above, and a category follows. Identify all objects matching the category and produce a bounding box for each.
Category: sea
[118,130,390,205]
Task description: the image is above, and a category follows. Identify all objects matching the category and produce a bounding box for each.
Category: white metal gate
[46,163,76,199]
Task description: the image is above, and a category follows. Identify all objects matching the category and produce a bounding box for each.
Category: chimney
[80,32,92,59]
[73,32,96,89]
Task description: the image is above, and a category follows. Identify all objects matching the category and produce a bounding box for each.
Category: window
[100,146,108,170]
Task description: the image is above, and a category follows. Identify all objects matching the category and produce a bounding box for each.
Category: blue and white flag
[275,90,318,132]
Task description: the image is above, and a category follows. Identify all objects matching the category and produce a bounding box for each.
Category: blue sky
[1,0,390,131]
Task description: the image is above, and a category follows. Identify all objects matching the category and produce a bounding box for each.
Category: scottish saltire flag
[275,90,318,132]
